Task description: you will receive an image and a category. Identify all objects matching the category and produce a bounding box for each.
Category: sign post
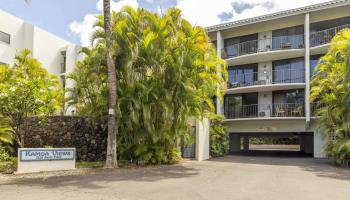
[17,148,76,173]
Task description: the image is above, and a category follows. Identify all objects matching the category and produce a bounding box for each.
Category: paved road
[1,156,350,200]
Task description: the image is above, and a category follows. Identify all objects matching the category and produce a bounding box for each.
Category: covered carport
[229,132,314,157]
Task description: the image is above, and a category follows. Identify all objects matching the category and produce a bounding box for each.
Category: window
[60,51,67,73]
[273,89,305,104]
[228,64,258,87]
[273,58,305,83]
[224,93,258,118]
[0,31,10,44]
[272,25,304,49]
[310,55,323,77]
[224,34,258,57]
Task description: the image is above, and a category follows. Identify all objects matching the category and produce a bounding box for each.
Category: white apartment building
[0,9,81,114]
[207,0,350,158]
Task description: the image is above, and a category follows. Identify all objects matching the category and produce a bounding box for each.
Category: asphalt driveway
[1,156,350,200]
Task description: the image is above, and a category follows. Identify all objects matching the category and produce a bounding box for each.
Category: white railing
[225,103,305,119]
[310,24,350,47]
[227,69,305,89]
[222,34,304,58]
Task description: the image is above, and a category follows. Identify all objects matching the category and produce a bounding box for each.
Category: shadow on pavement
[0,164,199,189]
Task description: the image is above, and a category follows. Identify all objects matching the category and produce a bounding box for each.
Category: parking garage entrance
[229,132,314,157]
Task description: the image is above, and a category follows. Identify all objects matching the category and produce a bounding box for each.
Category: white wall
[314,128,327,158]
[0,10,26,65]
[196,118,210,161]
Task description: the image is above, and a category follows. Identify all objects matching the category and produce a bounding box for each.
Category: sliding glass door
[273,58,305,84]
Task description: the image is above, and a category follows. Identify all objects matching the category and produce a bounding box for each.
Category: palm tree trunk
[103,0,118,168]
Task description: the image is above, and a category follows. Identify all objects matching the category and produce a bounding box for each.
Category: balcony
[222,35,304,59]
[311,102,325,117]
[225,103,305,120]
[227,69,305,89]
[310,24,350,47]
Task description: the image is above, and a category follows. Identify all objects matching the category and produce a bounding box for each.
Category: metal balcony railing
[311,102,325,116]
[272,103,304,117]
[222,34,304,58]
[225,104,259,119]
[225,103,305,119]
[310,24,350,47]
[272,69,305,84]
[227,69,305,89]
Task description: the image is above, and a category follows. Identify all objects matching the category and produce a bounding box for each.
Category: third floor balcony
[222,34,304,59]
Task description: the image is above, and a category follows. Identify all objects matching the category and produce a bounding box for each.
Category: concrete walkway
[1,156,350,200]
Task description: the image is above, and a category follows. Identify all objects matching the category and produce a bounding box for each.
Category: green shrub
[0,157,17,174]
[209,115,229,157]
[118,143,181,165]
[0,146,10,162]
[325,138,350,166]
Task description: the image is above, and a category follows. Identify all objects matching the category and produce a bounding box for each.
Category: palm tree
[0,118,14,145]
[103,0,118,168]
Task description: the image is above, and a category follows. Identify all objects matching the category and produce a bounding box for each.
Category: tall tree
[311,29,350,164]
[0,49,62,147]
[103,0,118,168]
[68,7,227,164]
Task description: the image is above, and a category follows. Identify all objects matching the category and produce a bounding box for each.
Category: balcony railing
[310,24,350,47]
[225,103,305,119]
[222,35,304,58]
[227,69,305,89]
[311,102,325,116]
[272,69,305,84]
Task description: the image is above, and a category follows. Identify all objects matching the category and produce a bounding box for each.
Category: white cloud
[69,0,138,46]
[176,0,330,27]
[70,0,330,45]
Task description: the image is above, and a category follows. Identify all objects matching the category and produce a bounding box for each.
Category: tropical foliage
[311,29,350,166]
[67,7,227,164]
[209,114,229,157]
[0,49,63,147]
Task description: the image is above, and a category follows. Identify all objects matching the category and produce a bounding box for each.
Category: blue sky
[0,0,329,46]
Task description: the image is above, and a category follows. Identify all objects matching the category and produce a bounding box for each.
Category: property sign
[20,148,75,161]
[17,148,76,173]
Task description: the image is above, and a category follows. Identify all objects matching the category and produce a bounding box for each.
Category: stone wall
[24,116,107,161]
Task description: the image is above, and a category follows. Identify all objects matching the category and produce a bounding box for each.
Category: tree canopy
[67,7,227,163]
[311,29,350,165]
[0,49,63,147]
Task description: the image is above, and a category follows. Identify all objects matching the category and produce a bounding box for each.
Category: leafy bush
[325,138,350,167]
[0,145,10,162]
[118,143,181,164]
[0,157,17,174]
[209,115,229,157]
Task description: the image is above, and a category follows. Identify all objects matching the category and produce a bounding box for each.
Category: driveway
[1,156,350,200]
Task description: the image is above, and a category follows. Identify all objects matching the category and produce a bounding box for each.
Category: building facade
[207,0,350,158]
[0,9,81,114]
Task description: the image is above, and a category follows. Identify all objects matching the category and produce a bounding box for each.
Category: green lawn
[76,161,104,168]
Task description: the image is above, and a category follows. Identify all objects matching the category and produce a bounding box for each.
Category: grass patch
[76,161,104,168]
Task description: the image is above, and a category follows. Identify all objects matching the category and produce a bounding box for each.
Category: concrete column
[243,136,249,151]
[216,31,225,115]
[195,118,210,161]
[304,13,311,125]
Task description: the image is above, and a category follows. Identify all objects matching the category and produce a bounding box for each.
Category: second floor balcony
[227,69,305,89]
[222,34,304,59]
[225,103,305,119]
